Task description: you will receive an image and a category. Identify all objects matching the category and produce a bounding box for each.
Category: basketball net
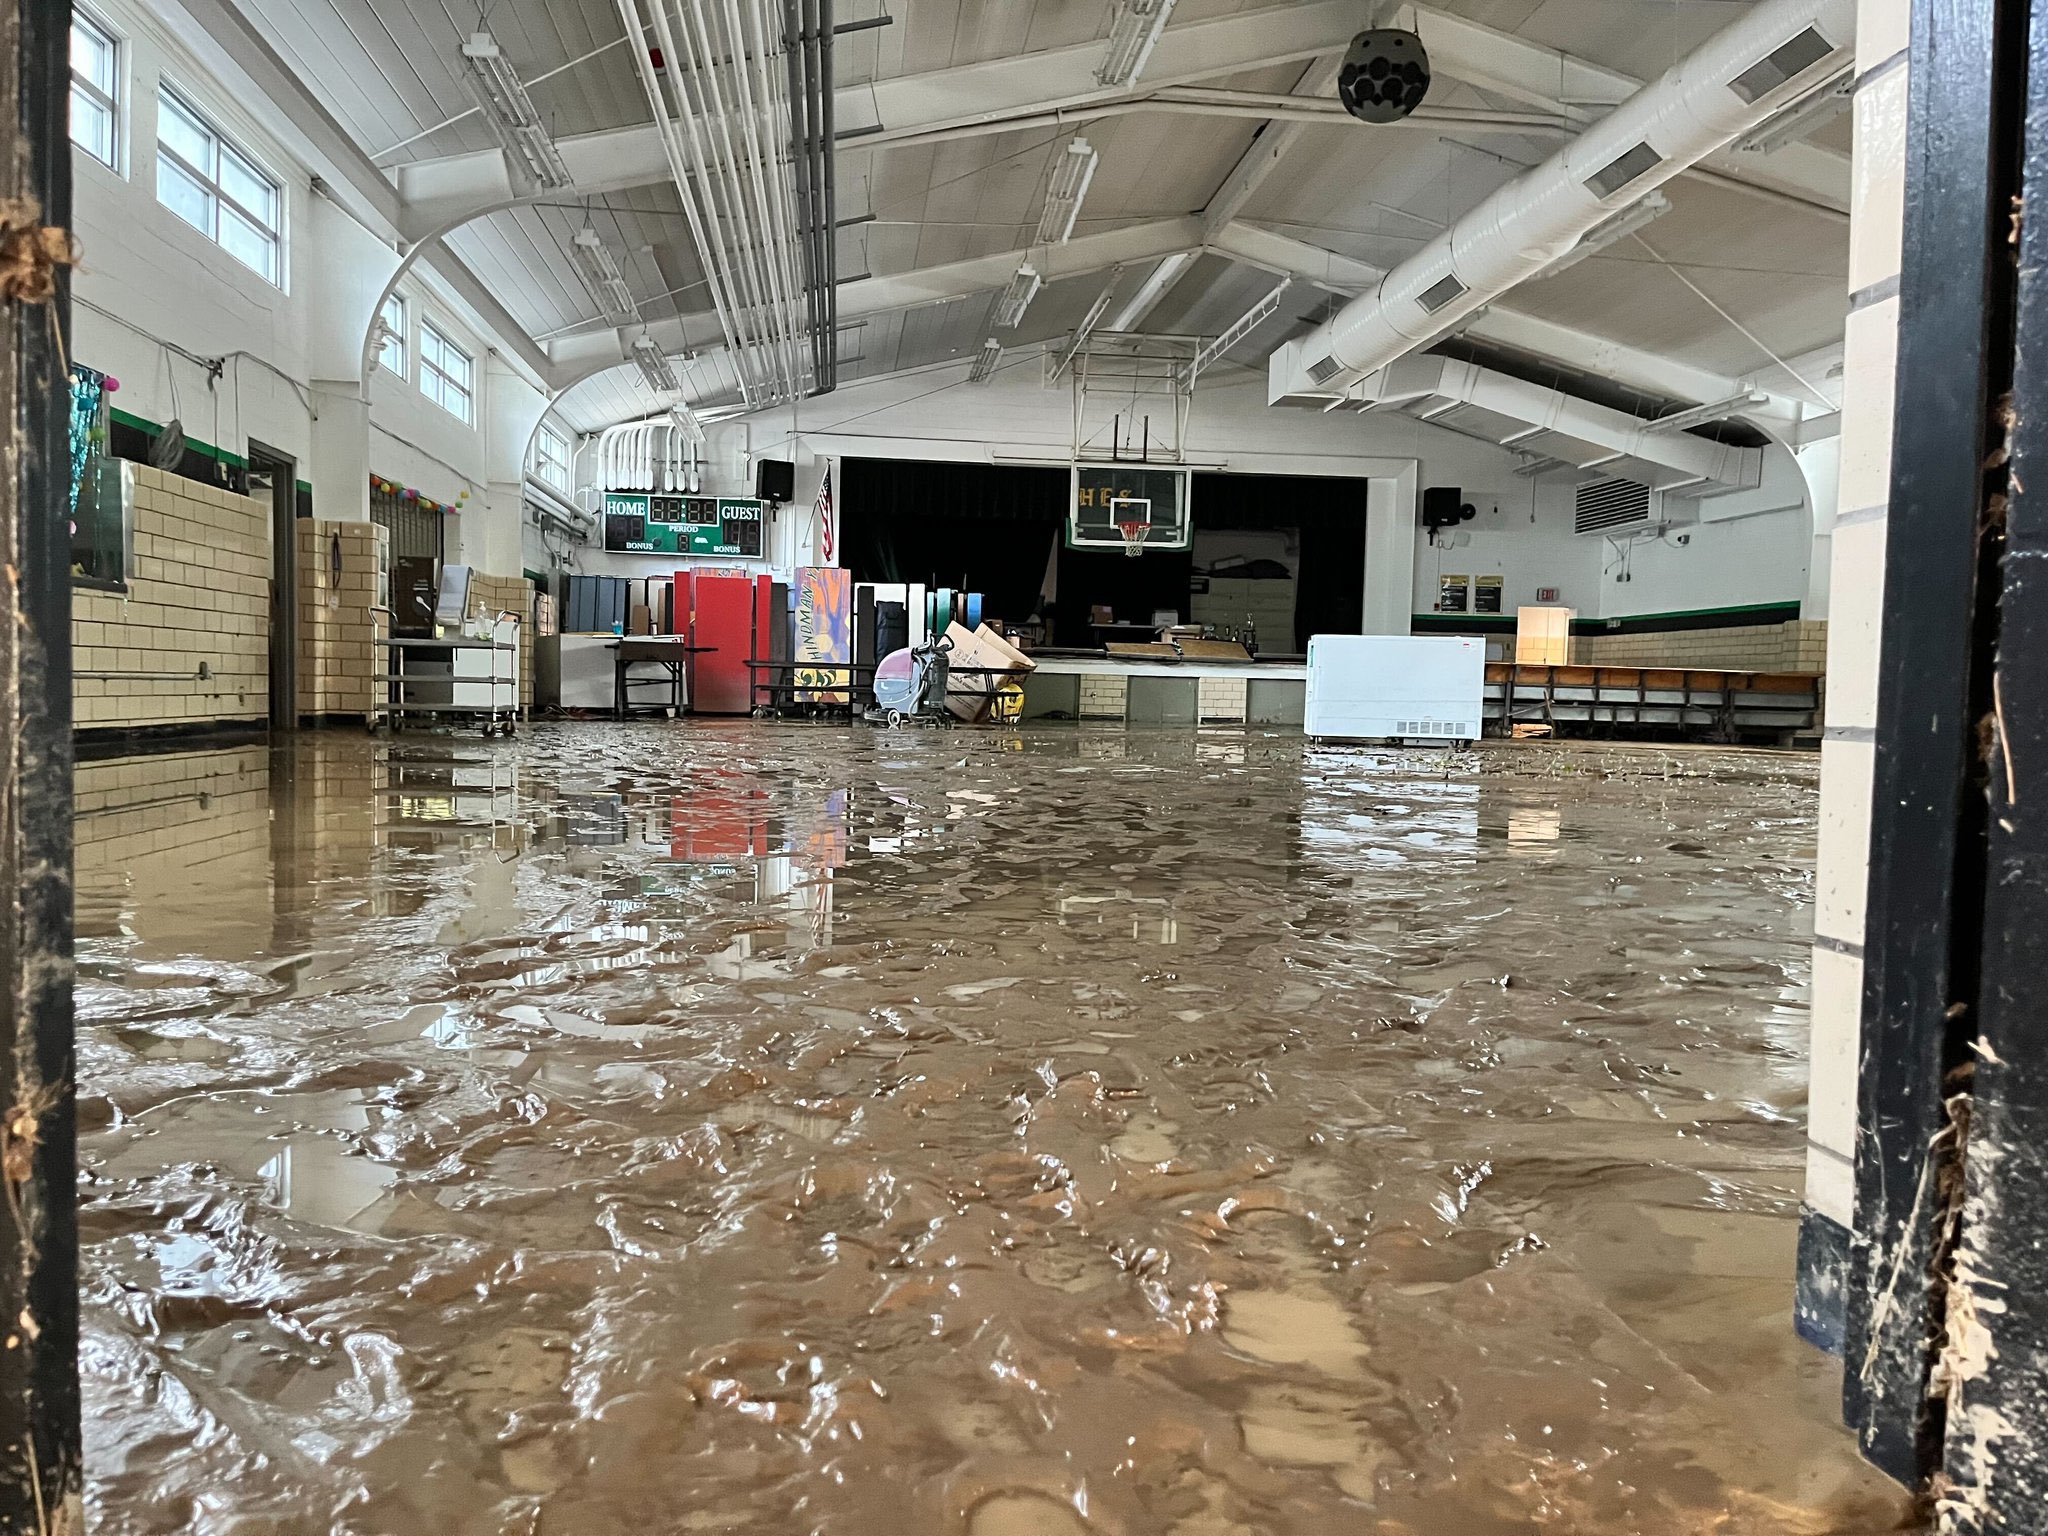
[1110,495,1149,559]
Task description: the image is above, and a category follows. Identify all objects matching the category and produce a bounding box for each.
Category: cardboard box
[943,622,1036,721]
[629,604,652,635]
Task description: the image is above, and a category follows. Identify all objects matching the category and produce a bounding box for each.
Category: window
[70,12,120,169]
[155,86,283,284]
[420,321,473,424]
[376,293,407,378]
[533,422,570,491]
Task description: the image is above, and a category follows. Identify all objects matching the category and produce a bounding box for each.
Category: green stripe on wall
[110,407,313,494]
[1411,600,1802,635]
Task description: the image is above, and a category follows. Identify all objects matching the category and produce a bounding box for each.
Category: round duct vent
[1338,29,1431,124]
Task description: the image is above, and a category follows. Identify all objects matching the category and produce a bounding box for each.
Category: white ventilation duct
[598,421,703,493]
[1358,356,1764,490]
[1270,0,1853,402]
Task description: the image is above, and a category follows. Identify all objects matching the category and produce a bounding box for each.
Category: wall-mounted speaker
[1339,29,1432,124]
[756,458,796,503]
[1422,485,1477,545]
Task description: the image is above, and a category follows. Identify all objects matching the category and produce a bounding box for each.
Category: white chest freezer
[1304,634,1485,742]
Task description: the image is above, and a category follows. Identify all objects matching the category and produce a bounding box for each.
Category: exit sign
[1535,586,1561,602]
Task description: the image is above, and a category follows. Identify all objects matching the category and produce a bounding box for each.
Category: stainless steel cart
[373,623,521,736]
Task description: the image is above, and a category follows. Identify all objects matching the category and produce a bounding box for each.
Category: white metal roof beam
[167,0,555,384]
[548,217,1204,377]
[1201,55,1347,237]
[844,0,1371,136]
[1105,252,1200,331]
[396,1,1377,238]
[1204,221,1384,295]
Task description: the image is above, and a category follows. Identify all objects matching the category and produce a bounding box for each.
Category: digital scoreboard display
[603,492,765,557]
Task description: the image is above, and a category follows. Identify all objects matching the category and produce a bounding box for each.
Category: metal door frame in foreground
[0,0,81,1526]
[1844,0,2048,1512]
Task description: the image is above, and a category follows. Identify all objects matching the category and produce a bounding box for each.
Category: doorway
[246,442,298,728]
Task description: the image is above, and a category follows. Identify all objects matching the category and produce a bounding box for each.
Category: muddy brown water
[75,725,1917,1535]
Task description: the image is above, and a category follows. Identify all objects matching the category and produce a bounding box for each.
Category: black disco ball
[1338,29,1431,124]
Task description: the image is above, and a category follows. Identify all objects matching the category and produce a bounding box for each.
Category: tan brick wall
[468,571,537,713]
[1197,676,1248,722]
[297,519,389,719]
[1077,674,1127,720]
[72,465,270,731]
[1570,618,1827,672]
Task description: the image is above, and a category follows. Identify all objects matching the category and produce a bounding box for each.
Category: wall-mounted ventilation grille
[1584,142,1662,199]
[1417,273,1468,313]
[1397,719,1476,738]
[1727,27,1834,103]
[1306,353,1346,385]
[1575,477,1654,534]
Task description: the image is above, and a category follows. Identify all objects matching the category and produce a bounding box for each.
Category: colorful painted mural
[793,566,852,704]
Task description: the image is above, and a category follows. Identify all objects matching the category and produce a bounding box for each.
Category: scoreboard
[602,492,765,557]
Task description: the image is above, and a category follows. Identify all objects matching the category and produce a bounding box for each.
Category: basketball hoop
[1110,494,1151,558]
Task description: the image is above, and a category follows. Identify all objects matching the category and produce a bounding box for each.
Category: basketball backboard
[1068,462,1192,551]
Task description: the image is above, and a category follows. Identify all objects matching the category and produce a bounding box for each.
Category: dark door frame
[247,439,298,730]
[1,0,83,1523]
[1844,0,2048,1516]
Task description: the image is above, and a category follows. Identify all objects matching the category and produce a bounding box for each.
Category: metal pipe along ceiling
[613,0,835,408]
[1268,0,1856,401]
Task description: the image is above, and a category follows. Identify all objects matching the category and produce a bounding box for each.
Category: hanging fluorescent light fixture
[570,226,640,320]
[1036,138,1100,245]
[1735,67,1853,155]
[993,264,1042,329]
[1533,192,1671,280]
[968,339,1004,384]
[1097,0,1179,88]
[632,336,682,396]
[460,30,572,192]
[669,402,707,444]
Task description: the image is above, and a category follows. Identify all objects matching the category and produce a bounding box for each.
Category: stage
[1020,653,1308,726]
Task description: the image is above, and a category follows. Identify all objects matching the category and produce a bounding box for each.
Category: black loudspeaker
[1422,486,1478,545]
[1339,29,1431,124]
[756,458,796,502]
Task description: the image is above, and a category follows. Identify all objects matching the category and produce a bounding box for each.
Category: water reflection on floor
[76,725,1914,1535]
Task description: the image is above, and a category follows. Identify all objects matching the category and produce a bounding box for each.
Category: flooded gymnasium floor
[74,725,1915,1535]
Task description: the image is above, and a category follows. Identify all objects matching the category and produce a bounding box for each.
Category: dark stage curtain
[840,458,1065,623]
[840,459,1375,650]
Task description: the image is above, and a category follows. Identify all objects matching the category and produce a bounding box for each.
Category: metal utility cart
[373,615,522,736]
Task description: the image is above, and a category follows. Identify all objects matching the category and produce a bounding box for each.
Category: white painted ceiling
[229,0,1851,436]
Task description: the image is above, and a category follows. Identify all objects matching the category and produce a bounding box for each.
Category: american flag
[815,462,835,562]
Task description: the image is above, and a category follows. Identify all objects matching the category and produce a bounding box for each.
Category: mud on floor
[73,725,1915,1535]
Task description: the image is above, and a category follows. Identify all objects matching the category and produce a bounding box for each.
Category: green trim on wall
[110,406,245,469]
[1411,600,1803,635]
[108,406,313,494]
[1410,612,1516,628]
[1594,600,1803,626]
